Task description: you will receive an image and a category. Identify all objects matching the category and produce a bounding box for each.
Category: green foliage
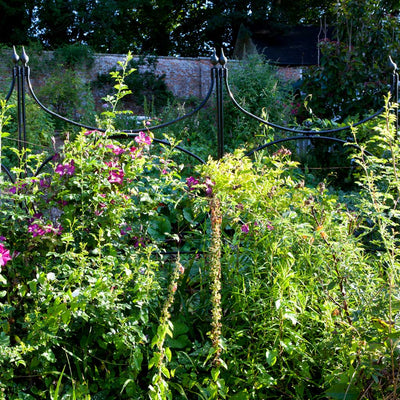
[36,67,96,130]
[1,52,400,400]
[53,44,95,69]
[94,55,174,114]
[300,0,400,120]
[223,54,295,152]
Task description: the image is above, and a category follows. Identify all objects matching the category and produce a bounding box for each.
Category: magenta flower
[106,144,125,155]
[108,169,124,185]
[132,236,146,248]
[241,224,250,234]
[135,131,152,145]
[55,160,75,176]
[39,178,51,188]
[205,177,215,196]
[0,236,5,242]
[28,223,46,237]
[84,130,104,136]
[120,226,132,236]
[186,176,199,191]
[0,243,11,266]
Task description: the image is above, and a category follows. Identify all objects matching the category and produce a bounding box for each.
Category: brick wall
[0,50,302,100]
[91,54,217,99]
[91,54,302,98]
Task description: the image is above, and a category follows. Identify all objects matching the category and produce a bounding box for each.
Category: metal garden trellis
[1,45,399,182]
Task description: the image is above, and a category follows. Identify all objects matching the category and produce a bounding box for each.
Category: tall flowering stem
[149,256,185,399]
[209,194,223,366]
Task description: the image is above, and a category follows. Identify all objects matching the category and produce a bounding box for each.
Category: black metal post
[12,46,28,168]
[214,49,227,160]
[390,56,399,136]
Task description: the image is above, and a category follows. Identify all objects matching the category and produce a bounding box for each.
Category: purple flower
[55,160,75,176]
[108,169,124,185]
[267,222,274,231]
[0,236,6,242]
[0,243,11,266]
[186,176,199,191]
[134,131,152,146]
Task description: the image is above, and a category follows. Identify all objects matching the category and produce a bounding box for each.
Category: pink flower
[241,224,250,234]
[84,130,104,136]
[106,144,125,155]
[134,131,152,146]
[55,160,75,176]
[108,169,124,185]
[0,243,11,266]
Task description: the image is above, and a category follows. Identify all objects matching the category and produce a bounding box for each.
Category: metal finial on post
[389,55,398,72]
[211,48,219,66]
[12,46,19,64]
[21,47,29,66]
[219,48,227,67]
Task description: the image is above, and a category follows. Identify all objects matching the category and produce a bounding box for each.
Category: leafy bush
[36,67,97,131]
[223,54,295,151]
[299,0,400,120]
[53,44,95,70]
[94,55,174,114]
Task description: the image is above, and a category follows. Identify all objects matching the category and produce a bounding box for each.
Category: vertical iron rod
[393,68,399,136]
[390,56,399,136]
[216,67,224,159]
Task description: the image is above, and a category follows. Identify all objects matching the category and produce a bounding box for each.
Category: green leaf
[165,347,172,362]
[265,349,278,367]
[325,383,360,400]
[52,365,65,400]
[0,332,10,346]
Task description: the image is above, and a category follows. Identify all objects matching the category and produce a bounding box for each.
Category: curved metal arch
[4,72,16,102]
[245,135,374,158]
[34,154,56,177]
[25,65,215,134]
[223,68,384,136]
[1,164,15,183]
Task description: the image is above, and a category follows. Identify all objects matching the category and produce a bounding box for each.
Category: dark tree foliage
[0,0,35,46]
[1,0,398,57]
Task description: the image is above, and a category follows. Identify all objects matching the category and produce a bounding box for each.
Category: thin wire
[3,136,52,150]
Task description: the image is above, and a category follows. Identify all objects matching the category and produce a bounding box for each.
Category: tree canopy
[0,0,398,57]
[0,0,337,55]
